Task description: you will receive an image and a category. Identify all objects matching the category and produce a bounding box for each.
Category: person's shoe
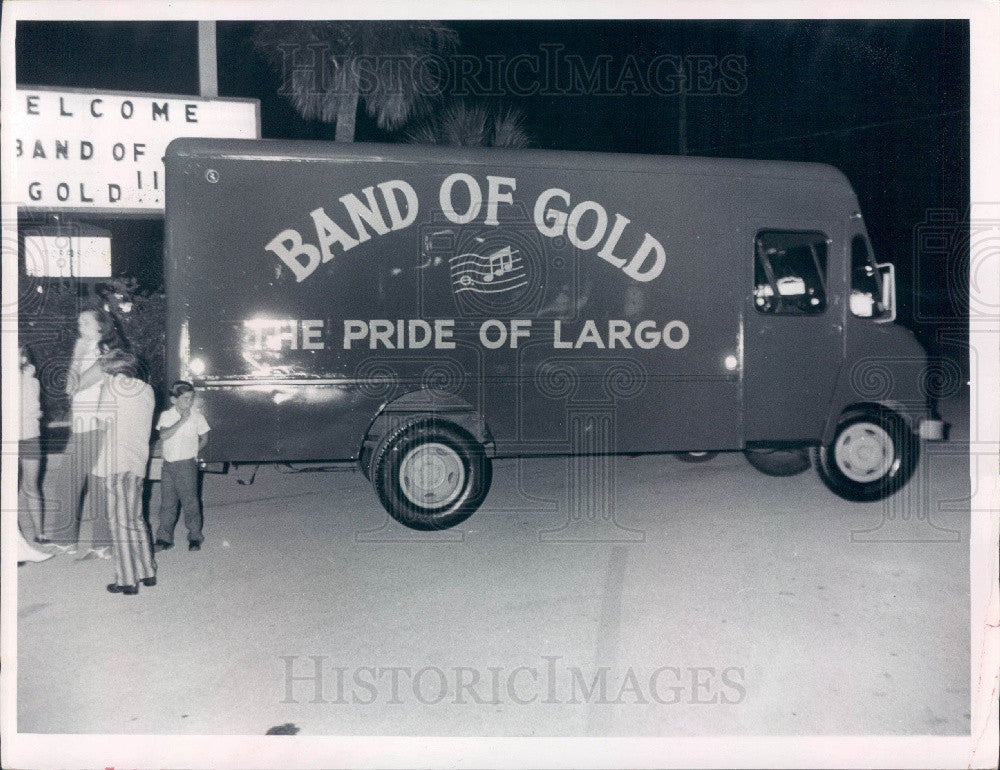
[153,540,173,552]
[188,540,201,552]
[49,544,77,555]
[106,583,139,595]
[140,576,157,587]
[95,547,113,560]
[18,552,53,565]
[74,549,100,561]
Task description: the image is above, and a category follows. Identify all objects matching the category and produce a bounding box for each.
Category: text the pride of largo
[243,318,690,351]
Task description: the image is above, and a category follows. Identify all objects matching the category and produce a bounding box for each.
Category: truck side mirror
[875,262,896,324]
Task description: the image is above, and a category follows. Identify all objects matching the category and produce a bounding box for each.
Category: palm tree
[253,21,458,142]
[406,101,530,148]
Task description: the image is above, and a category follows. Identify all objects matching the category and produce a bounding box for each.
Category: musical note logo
[450,244,527,294]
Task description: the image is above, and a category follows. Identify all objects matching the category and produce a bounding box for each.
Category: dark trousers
[156,459,202,544]
[106,472,156,586]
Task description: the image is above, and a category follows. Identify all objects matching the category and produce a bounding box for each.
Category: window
[753,231,828,315]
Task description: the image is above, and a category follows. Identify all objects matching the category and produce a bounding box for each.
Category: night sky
[15,19,970,355]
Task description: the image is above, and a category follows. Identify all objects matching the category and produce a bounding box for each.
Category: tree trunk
[335,81,359,142]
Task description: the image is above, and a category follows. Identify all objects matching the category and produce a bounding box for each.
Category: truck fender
[820,399,920,446]
[358,390,495,479]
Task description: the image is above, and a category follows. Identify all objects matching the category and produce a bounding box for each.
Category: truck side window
[850,234,887,319]
[753,231,828,315]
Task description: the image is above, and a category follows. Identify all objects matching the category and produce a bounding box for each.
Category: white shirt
[156,406,210,462]
[21,369,41,441]
[92,376,155,478]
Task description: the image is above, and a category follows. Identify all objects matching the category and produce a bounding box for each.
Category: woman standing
[18,347,50,558]
[40,307,126,557]
[94,350,156,595]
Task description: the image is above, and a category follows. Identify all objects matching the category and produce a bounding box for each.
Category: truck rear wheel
[743,447,810,476]
[372,420,492,530]
[812,407,918,502]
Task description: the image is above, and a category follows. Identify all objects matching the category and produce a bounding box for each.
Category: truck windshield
[850,234,892,320]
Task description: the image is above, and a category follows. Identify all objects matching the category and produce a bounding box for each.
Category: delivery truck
[163,138,945,530]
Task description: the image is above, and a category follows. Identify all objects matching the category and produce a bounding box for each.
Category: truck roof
[166,137,854,188]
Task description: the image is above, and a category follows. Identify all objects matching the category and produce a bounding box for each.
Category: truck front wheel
[812,407,918,502]
[373,420,492,530]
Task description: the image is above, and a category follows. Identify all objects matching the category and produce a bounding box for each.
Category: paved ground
[16,392,971,737]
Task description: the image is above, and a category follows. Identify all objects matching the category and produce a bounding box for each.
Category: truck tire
[743,447,810,476]
[372,420,492,530]
[359,444,374,480]
[812,407,918,502]
[675,451,718,463]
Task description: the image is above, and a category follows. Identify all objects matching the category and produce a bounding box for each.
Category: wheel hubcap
[834,422,895,483]
[399,442,465,508]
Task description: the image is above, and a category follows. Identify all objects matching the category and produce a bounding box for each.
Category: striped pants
[105,472,156,587]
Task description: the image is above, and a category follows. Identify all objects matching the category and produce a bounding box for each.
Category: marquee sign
[12,87,260,214]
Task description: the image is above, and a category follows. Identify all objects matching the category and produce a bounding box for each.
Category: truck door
[743,226,845,442]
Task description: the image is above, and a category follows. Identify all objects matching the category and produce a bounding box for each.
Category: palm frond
[490,108,530,149]
[406,101,531,148]
[253,21,458,136]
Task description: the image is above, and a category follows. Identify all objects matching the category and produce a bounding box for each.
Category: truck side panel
[165,145,746,461]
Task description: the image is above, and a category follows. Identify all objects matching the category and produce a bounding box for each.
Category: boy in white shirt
[154,381,210,552]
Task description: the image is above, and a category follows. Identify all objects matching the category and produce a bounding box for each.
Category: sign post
[198,21,218,99]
